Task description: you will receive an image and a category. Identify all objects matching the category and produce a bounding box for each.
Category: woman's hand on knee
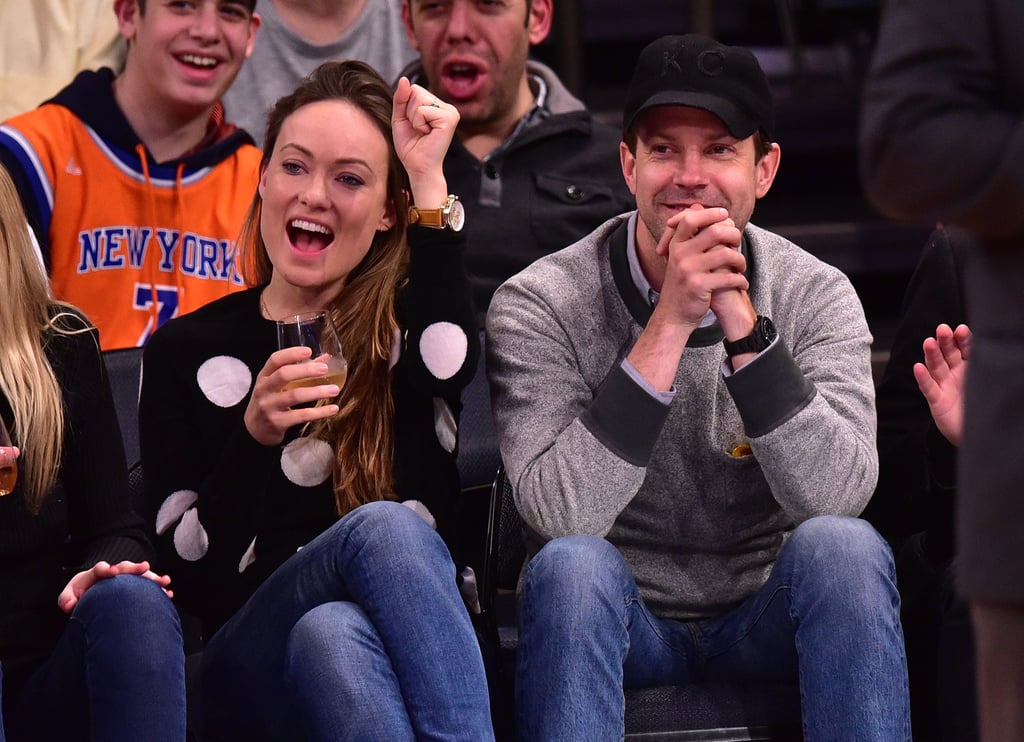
[57,560,173,614]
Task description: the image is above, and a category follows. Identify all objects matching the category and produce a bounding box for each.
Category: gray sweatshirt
[223,0,416,143]
[486,214,878,620]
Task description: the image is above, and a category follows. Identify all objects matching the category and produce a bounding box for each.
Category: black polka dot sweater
[139,228,479,636]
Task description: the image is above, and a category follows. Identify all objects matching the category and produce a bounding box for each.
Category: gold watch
[408,194,466,232]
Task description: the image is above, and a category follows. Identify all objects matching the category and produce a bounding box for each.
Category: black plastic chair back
[102,346,145,467]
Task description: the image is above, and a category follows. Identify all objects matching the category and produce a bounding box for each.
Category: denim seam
[702,582,794,662]
[625,595,690,665]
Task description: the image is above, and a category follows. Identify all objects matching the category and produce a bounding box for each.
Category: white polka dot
[156,489,199,535]
[238,538,257,573]
[420,322,468,380]
[433,398,456,453]
[402,499,437,530]
[281,436,333,487]
[388,328,402,370]
[174,508,209,561]
[197,356,252,408]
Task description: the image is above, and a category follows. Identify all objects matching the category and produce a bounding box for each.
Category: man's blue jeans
[198,500,495,741]
[2,574,186,741]
[517,516,911,741]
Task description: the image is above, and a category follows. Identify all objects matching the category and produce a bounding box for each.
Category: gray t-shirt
[224,0,417,144]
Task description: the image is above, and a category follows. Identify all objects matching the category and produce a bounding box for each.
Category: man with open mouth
[400,0,635,319]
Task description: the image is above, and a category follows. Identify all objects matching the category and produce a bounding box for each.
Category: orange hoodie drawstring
[174,162,186,317]
[136,144,161,339]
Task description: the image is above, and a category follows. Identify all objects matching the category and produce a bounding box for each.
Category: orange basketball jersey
[0,103,261,350]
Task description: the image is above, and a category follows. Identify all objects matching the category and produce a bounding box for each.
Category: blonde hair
[240,61,411,516]
[0,165,89,512]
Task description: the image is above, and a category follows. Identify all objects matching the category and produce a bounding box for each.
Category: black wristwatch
[723,315,777,356]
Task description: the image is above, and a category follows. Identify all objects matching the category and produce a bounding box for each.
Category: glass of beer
[276,311,348,392]
[0,416,17,496]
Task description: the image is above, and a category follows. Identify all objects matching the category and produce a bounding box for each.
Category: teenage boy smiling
[0,0,262,350]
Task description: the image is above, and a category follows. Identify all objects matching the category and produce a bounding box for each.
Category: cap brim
[624,90,759,140]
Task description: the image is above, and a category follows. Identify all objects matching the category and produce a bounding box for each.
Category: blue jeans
[517,516,910,741]
[198,500,494,741]
[2,574,185,742]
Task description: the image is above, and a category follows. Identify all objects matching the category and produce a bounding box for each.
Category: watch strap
[408,206,444,228]
[408,195,456,229]
[723,315,776,356]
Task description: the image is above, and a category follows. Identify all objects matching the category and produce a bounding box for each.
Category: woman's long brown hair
[239,60,412,516]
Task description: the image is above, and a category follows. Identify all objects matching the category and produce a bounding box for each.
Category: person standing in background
[859,1,1024,739]
[866,227,978,741]
[0,0,126,120]
[224,0,417,143]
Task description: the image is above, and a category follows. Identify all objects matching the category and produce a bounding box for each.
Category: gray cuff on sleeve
[581,363,671,466]
[724,338,816,438]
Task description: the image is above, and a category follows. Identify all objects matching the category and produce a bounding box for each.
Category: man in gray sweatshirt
[487,34,910,741]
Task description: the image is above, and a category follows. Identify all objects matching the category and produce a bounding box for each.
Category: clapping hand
[913,323,971,446]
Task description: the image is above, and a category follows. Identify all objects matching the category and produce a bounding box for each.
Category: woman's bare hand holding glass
[244,345,342,447]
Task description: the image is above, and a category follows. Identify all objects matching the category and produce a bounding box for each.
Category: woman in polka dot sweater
[138,61,493,741]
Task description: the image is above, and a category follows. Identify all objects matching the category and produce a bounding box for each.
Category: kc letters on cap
[622,34,775,140]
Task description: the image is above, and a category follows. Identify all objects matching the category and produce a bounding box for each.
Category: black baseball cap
[622,34,775,141]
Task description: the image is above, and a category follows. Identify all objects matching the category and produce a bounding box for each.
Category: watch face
[447,199,466,232]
